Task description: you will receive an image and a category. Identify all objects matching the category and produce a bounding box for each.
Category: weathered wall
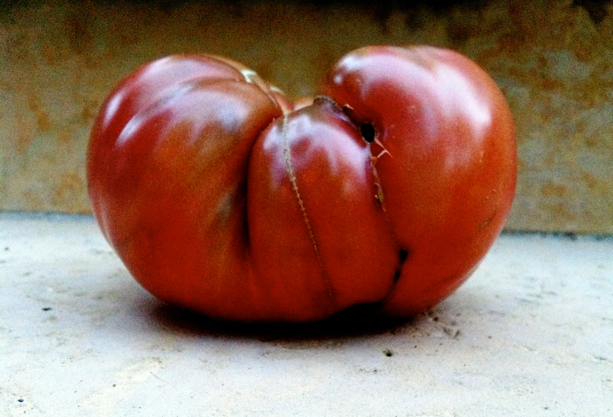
[1,0,612,233]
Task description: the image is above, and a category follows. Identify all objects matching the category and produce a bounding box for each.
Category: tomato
[87,46,516,322]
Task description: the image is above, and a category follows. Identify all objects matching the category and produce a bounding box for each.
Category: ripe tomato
[87,46,516,322]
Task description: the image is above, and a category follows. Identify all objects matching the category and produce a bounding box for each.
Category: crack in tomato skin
[365,145,410,307]
[280,113,337,310]
[335,100,409,305]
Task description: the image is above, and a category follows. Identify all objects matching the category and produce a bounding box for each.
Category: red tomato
[87,46,516,322]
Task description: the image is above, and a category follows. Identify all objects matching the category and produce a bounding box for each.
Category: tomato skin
[248,98,400,320]
[87,47,516,322]
[320,46,517,316]
[90,78,284,320]
[87,55,245,240]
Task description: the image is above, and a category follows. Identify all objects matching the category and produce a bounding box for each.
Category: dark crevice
[393,267,406,282]
[393,248,409,282]
[393,269,402,282]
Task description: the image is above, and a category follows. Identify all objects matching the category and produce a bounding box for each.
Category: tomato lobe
[321,46,517,316]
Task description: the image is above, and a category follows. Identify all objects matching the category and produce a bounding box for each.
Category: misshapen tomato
[87,46,516,322]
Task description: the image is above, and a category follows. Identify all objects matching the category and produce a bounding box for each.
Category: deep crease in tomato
[340,101,411,308]
[285,95,413,314]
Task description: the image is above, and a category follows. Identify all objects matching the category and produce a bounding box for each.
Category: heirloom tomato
[87,46,516,322]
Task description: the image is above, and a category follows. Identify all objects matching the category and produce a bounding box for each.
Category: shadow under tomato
[144,299,415,342]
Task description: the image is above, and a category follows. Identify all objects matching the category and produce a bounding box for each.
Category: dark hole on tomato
[361,123,376,143]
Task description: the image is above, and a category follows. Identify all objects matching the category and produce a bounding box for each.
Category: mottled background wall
[1,0,612,234]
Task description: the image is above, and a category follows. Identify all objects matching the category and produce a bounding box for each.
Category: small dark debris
[383,349,393,357]
[42,307,52,311]
[18,399,24,403]
[4,247,8,251]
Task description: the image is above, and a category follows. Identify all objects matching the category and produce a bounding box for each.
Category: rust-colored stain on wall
[1,0,612,233]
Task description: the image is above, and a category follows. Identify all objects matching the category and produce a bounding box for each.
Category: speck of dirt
[42,307,52,311]
[383,349,393,357]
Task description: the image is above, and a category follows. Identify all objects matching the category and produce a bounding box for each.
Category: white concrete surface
[1,212,612,416]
